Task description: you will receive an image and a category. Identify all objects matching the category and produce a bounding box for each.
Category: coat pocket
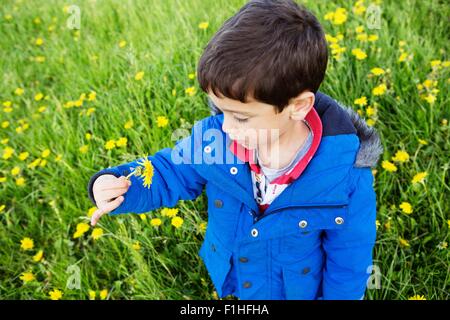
[281,250,325,300]
[198,232,234,297]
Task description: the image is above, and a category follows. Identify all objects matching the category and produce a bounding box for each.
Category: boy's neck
[257,120,310,170]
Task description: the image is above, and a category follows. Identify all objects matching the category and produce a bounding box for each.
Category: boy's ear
[289,91,315,121]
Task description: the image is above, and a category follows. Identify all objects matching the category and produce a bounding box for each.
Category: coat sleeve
[321,167,377,300]
[86,122,207,215]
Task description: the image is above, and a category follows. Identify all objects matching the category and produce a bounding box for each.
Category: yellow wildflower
[124,120,133,129]
[34,93,44,101]
[33,250,44,262]
[79,145,89,154]
[135,157,154,188]
[185,86,196,96]
[49,289,63,300]
[354,96,367,107]
[156,116,169,127]
[161,208,178,217]
[119,40,127,48]
[92,227,104,240]
[171,216,184,228]
[351,48,367,60]
[412,172,427,185]
[198,22,209,30]
[15,88,24,96]
[399,237,410,247]
[132,241,141,250]
[150,218,162,227]
[89,290,96,300]
[399,202,413,214]
[99,289,108,300]
[105,140,116,150]
[371,68,385,76]
[20,272,35,283]
[392,150,410,163]
[35,37,44,46]
[408,295,426,300]
[135,71,144,81]
[116,137,127,147]
[372,84,387,96]
[73,222,90,239]
[11,166,21,176]
[382,160,397,172]
[20,237,34,250]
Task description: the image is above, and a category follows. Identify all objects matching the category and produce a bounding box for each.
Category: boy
[87,0,383,300]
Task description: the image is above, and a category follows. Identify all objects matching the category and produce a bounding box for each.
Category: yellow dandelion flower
[124,120,133,129]
[161,208,178,217]
[408,295,426,300]
[135,157,154,188]
[132,241,141,250]
[79,145,89,154]
[34,93,44,101]
[399,237,410,247]
[87,207,96,218]
[375,220,380,230]
[423,94,436,105]
[105,140,116,150]
[135,71,144,81]
[89,290,96,300]
[11,166,21,176]
[150,218,162,227]
[366,106,376,117]
[171,216,184,228]
[15,88,24,96]
[198,22,209,30]
[16,177,26,186]
[41,149,50,158]
[116,137,128,147]
[371,68,385,76]
[188,73,196,79]
[372,84,387,96]
[119,40,127,48]
[20,237,34,250]
[156,116,169,128]
[392,150,410,163]
[399,202,413,214]
[85,133,92,140]
[1,121,9,128]
[412,172,427,184]
[12,156,28,169]
[418,139,428,145]
[99,289,108,300]
[88,91,96,101]
[3,146,14,159]
[351,48,367,60]
[447,220,450,228]
[199,222,207,232]
[139,214,147,220]
[185,86,196,96]
[354,96,367,107]
[91,227,104,240]
[33,250,44,262]
[73,222,90,239]
[382,160,397,172]
[49,289,63,300]
[398,52,408,62]
[0,204,5,213]
[20,272,35,283]
[35,37,44,46]
[368,34,379,42]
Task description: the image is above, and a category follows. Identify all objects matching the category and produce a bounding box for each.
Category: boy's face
[207,91,314,150]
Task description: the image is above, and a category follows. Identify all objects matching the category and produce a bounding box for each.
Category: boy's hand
[90,175,131,226]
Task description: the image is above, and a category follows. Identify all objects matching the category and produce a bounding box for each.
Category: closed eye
[234,116,249,123]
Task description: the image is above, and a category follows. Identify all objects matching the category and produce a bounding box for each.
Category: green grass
[0,0,448,300]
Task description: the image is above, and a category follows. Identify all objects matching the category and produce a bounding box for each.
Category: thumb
[90,196,125,226]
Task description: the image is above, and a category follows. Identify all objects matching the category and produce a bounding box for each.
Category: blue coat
[87,91,383,300]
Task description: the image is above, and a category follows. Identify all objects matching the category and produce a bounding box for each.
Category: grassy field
[0,0,448,300]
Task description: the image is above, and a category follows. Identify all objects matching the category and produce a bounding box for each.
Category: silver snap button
[204,145,212,153]
[230,167,238,175]
[251,228,258,237]
[335,217,344,225]
[299,220,308,228]
[256,197,263,204]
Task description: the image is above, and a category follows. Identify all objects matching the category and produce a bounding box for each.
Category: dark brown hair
[197,0,328,113]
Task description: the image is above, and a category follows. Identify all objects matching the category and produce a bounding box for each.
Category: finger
[91,196,125,226]
[95,188,129,202]
[101,178,131,191]
[90,208,106,226]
